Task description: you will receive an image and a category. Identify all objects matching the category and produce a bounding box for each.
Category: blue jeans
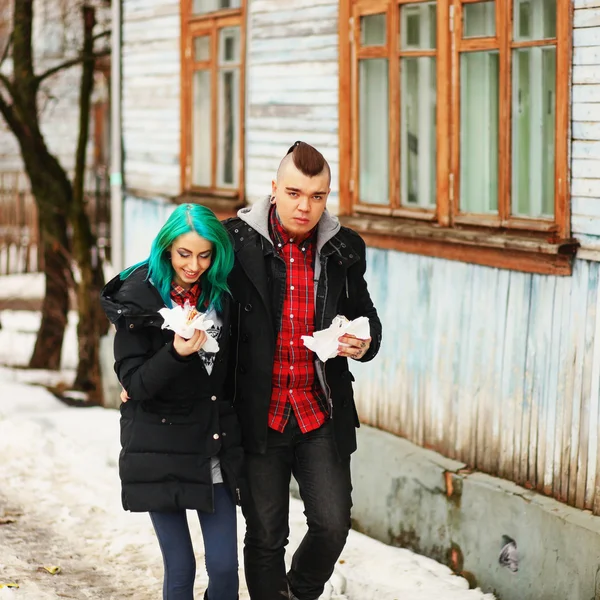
[242,415,353,600]
[150,484,239,600]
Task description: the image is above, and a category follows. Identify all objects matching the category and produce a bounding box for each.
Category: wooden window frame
[180,0,246,214]
[339,0,577,275]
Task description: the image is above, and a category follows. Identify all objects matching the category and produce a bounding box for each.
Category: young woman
[100,203,243,600]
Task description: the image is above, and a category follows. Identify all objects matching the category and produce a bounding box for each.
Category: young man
[225,141,382,600]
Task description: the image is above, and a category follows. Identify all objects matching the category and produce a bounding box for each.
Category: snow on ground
[0,310,79,370]
[0,300,496,600]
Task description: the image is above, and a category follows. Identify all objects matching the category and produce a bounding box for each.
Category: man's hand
[173,329,207,357]
[337,334,371,360]
[120,387,130,403]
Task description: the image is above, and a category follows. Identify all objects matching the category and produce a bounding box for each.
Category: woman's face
[169,232,213,289]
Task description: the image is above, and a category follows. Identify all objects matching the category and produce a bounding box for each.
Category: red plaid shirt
[268,207,328,433]
[170,281,201,308]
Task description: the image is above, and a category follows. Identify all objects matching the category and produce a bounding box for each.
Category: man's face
[271,162,330,239]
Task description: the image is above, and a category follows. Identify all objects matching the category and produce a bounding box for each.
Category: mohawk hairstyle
[279,140,331,183]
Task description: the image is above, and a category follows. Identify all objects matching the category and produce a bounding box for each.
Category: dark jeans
[150,484,239,600]
[242,415,352,600]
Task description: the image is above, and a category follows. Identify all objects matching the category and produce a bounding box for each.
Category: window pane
[361,14,386,46]
[192,70,212,187]
[217,68,240,188]
[460,51,499,214]
[512,47,556,218]
[193,0,240,15]
[359,59,389,205]
[463,2,496,38]
[194,36,210,61]
[513,0,556,41]
[401,57,436,208]
[216,27,241,188]
[219,26,240,64]
[400,2,436,50]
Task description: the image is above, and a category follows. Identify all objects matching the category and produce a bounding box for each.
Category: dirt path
[0,494,142,600]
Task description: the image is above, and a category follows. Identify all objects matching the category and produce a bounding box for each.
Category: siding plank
[576,265,598,507]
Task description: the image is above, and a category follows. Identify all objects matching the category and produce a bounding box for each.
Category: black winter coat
[100,266,244,513]
[224,206,382,458]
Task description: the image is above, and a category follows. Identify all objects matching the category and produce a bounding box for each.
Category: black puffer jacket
[100,266,244,513]
[224,198,382,458]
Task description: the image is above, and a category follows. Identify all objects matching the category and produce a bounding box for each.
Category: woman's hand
[337,334,372,360]
[173,329,208,357]
[118,330,207,403]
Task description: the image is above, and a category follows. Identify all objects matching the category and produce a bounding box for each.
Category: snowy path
[0,304,495,599]
[0,491,129,599]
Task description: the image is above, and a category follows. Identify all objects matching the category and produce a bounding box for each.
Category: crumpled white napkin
[302,315,370,362]
[158,301,220,353]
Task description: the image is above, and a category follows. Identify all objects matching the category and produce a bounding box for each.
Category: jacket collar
[100,265,164,324]
[236,196,342,256]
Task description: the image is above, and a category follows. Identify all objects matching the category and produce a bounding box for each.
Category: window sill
[175,193,245,221]
[339,215,579,276]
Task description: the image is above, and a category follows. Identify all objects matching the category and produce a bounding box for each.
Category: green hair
[121,203,234,311]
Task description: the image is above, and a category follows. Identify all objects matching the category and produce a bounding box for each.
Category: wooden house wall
[118,0,600,512]
[121,0,181,198]
[244,0,340,210]
[353,251,600,513]
[571,0,600,251]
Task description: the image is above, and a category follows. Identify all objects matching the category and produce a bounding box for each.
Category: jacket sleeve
[347,233,382,363]
[113,321,195,403]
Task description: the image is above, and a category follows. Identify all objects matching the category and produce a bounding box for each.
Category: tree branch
[0,72,13,96]
[0,32,12,71]
[35,47,111,86]
[0,88,20,137]
[93,29,111,44]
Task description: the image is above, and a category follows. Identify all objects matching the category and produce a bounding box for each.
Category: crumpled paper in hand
[302,315,370,362]
[158,301,219,353]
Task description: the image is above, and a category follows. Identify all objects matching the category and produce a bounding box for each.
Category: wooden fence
[0,170,111,276]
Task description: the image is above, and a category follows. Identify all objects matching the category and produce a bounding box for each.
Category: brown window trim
[338,0,574,275]
[180,0,246,204]
[340,214,578,276]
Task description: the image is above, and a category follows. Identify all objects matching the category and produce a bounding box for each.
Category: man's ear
[271,179,277,202]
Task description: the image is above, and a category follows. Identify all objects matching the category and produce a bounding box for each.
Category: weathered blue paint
[123,195,175,267]
[352,249,600,512]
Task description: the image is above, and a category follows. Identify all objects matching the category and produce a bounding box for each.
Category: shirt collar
[170,280,201,308]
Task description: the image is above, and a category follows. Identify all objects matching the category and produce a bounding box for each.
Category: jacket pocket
[122,402,213,455]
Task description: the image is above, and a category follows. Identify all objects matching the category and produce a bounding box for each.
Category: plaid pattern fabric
[170,281,201,308]
[268,207,328,434]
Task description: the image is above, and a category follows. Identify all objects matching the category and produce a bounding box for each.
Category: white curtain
[512,0,556,218]
[192,70,212,188]
[460,51,499,214]
[217,27,241,189]
[400,3,437,209]
[193,0,240,15]
[359,59,390,205]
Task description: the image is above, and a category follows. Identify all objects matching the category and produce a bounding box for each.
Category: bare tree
[0,0,110,403]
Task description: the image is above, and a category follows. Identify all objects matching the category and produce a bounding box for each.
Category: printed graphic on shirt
[198,308,223,375]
